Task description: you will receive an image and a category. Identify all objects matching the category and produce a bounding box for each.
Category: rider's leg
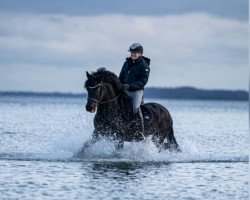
[126,90,143,113]
[137,107,145,139]
[126,90,145,139]
[141,95,144,105]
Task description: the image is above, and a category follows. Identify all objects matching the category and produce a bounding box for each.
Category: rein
[87,81,121,106]
[88,82,102,89]
[98,93,121,105]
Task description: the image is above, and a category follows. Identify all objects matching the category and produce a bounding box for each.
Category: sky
[0,0,248,93]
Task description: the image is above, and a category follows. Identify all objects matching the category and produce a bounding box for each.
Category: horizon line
[0,86,248,95]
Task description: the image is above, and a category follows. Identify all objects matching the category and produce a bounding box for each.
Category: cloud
[0,13,248,92]
[0,0,248,21]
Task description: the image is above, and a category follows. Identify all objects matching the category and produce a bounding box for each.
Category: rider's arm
[129,64,150,91]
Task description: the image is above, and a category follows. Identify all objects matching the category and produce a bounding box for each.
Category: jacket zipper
[125,67,130,84]
[126,71,130,84]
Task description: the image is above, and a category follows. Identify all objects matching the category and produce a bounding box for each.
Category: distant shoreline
[0,87,248,101]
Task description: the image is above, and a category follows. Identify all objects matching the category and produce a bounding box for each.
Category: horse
[80,68,180,154]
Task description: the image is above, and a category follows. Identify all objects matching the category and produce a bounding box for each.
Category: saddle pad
[141,104,153,124]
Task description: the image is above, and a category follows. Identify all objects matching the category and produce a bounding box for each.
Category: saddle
[120,95,153,123]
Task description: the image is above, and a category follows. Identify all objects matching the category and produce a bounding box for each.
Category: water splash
[0,135,248,163]
[0,97,248,163]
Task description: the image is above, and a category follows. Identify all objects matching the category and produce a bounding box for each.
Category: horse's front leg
[115,139,124,151]
[75,129,101,157]
[113,129,125,151]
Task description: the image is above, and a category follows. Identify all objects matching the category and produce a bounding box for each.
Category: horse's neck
[97,83,132,117]
[97,85,120,113]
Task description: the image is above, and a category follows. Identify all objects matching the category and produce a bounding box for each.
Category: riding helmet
[128,43,143,53]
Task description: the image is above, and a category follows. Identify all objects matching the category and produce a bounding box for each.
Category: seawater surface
[0,96,248,199]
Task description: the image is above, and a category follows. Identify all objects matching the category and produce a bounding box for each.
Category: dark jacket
[119,56,150,91]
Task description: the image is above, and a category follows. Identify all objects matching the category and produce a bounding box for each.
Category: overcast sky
[0,0,248,92]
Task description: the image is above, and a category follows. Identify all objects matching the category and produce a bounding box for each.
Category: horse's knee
[115,140,124,151]
[81,136,98,150]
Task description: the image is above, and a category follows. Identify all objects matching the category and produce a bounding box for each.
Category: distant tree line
[0,87,248,101]
[144,87,249,101]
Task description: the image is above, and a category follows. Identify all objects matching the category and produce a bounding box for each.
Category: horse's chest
[95,116,118,128]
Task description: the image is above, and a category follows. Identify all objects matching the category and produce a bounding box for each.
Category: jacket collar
[126,56,150,65]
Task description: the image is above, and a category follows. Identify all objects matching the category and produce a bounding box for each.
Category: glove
[122,84,130,90]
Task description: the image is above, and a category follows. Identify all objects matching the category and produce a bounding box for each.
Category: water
[0,96,248,199]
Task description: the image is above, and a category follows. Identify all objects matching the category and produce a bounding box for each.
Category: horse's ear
[86,71,91,78]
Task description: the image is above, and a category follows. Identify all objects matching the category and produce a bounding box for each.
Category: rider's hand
[122,84,130,90]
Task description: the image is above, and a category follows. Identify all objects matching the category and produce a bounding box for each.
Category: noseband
[87,82,102,103]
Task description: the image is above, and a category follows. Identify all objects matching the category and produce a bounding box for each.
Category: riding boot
[136,108,145,140]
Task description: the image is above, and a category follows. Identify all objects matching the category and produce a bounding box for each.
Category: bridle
[87,81,121,106]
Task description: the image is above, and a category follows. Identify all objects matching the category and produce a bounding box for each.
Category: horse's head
[84,68,127,113]
[85,71,103,113]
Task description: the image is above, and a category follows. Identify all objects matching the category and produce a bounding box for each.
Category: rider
[119,43,150,137]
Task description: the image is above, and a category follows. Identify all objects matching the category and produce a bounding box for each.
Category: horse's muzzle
[86,100,97,113]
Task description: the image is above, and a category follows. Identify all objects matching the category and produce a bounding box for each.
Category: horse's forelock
[84,68,122,91]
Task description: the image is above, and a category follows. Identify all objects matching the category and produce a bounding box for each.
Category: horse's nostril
[86,102,96,112]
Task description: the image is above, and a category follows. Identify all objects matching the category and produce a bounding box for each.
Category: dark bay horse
[81,68,180,153]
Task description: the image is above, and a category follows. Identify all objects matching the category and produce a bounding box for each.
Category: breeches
[126,90,143,114]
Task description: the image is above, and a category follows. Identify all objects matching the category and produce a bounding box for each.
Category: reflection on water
[0,160,248,200]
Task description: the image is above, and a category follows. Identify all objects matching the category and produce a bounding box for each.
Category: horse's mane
[85,67,120,90]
